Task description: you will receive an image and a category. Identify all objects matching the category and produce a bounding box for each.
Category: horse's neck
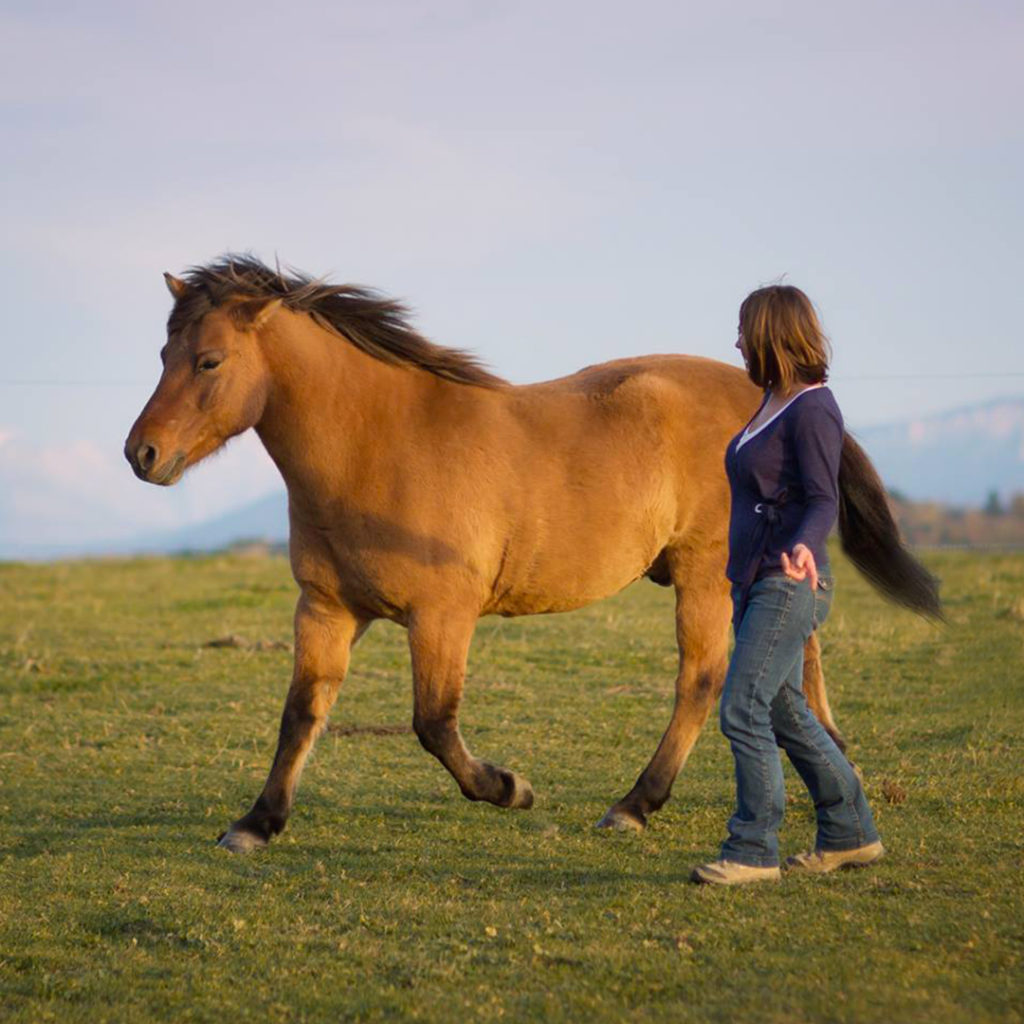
[252,313,434,497]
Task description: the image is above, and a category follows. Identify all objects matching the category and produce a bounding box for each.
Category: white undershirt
[735,383,826,451]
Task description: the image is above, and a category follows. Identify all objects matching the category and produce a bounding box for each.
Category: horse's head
[124,273,281,485]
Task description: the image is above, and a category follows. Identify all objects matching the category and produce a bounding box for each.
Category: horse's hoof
[595,807,646,832]
[216,828,267,854]
[507,774,535,810]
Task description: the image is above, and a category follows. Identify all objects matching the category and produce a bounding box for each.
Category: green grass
[1,548,1021,1022]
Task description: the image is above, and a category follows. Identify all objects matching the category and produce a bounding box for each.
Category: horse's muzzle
[125,439,186,486]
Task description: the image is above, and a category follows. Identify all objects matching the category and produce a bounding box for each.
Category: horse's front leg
[408,609,533,809]
[218,594,366,852]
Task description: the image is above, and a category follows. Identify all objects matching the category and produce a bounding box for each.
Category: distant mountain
[2,491,290,560]
[852,397,1024,506]
[0,429,283,561]
[121,491,289,554]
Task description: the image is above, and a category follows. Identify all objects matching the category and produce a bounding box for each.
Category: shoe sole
[838,850,885,869]
[785,848,885,874]
[691,868,781,886]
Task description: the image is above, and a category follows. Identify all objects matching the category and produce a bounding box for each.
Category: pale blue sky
[1,1,1022,548]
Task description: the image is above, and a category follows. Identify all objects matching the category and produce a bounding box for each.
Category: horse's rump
[476,355,757,615]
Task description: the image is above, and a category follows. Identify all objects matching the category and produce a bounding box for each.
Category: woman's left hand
[781,543,818,590]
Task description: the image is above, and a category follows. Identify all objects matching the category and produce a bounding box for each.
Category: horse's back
[536,353,754,419]
[516,354,757,506]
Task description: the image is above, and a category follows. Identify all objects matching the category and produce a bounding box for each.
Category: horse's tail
[838,434,943,621]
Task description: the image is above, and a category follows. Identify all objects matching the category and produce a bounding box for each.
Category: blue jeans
[719,572,879,867]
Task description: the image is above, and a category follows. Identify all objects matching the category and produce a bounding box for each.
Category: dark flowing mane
[169,254,506,388]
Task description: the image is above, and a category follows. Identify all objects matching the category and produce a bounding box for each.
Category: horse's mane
[169,254,506,388]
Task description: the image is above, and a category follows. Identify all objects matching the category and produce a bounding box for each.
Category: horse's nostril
[138,443,159,471]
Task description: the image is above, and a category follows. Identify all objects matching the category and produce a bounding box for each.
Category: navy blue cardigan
[725,385,843,589]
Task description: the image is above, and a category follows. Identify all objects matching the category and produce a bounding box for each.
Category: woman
[692,285,884,885]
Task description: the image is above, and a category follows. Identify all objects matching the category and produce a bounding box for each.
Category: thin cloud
[0,431,281,549]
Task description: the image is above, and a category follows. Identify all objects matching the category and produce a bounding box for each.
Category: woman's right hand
[781,544,818,590]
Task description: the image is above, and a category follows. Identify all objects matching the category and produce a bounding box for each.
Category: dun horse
[125,257,940,853]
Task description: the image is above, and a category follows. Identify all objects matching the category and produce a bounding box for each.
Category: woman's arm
[782,397,844,588]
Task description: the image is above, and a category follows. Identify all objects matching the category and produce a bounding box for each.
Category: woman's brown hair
[739,285,831,392]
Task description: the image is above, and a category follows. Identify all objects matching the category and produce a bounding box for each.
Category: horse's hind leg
[598,555,731,831]
[408,609,534,809]
[218,595,365,853]
[802,630,847,753]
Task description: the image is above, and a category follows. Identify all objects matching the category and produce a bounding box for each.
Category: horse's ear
[236,297,283,330]
[164,273,188,300]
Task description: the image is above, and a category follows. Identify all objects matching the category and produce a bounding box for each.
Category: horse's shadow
[5,791,702,889]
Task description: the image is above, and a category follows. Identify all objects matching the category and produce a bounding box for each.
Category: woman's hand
[781,543,818,589]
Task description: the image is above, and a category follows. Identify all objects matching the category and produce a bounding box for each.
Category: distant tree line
[886,490,1024,547]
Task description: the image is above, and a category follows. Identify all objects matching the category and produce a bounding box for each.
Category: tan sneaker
[691,859,782,886]
[785,841,885,874]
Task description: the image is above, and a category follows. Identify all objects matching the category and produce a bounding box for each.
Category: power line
[0,380,149,387]
[838,372,1024,381]
[1,373,1023,387]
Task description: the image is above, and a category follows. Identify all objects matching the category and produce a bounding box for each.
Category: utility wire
[837,373,1024,381]
[0,380,148,386]
[2,373,1024,386]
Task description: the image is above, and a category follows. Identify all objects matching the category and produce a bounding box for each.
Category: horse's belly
[485,516,667,617]
[489,576,640,617]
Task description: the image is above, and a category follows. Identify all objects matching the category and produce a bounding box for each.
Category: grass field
[1,547,1021,1022]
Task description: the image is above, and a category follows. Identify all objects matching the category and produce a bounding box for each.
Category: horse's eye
[196,354,223,373]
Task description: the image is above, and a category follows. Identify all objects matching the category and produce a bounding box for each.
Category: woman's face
[735,325,749,370]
